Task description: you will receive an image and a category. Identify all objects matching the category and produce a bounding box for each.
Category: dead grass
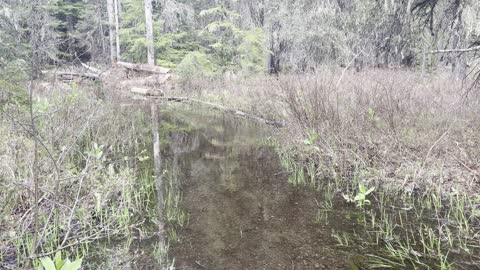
[176,69,480,195]
[0,79,157,268]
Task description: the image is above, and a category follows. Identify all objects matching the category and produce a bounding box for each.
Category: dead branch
[428,46,480,54]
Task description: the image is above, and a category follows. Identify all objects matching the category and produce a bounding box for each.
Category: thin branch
[60,159,90,248]
[428,46,480,54]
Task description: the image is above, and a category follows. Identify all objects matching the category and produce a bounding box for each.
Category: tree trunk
[114,0,121,60]
[107,0,116,65]
[117,0,122,16]
[144,0,155,65]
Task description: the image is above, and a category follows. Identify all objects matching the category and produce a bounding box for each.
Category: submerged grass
[278,150,480,269]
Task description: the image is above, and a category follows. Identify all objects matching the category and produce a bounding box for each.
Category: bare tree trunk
[144,0,155,65]
[117,0,122,16]
[114,0,121,60]
[107,0,116,65]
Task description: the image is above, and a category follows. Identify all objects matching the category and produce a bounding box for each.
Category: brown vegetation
[177,70,480,195]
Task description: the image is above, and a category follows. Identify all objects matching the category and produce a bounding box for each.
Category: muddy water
[162,109,367,270]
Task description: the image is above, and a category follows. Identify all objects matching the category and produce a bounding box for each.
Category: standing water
[143,105,478,270]
[160,107,370,270]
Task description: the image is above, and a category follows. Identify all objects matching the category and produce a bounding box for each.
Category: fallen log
[117,61,170,74]
[154,96,285,127]
[80,62,102,74]
[58,72,99,80]
[131,87,164,96]
[42,71,99,80]
[120,74,171,88]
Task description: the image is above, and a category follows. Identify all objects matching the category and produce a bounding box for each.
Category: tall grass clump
[0,80,161,269]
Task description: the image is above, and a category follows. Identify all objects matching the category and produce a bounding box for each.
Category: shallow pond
[155,107,480,270]
[89,105,479,270]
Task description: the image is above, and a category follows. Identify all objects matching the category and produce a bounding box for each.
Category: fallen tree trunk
[154,96,286,127]
[42,71,99,80]
[119,74,171,88]
[58,72,99,80]
[131,87,164,96]
[117,61,170,74]
[80,62,102,74]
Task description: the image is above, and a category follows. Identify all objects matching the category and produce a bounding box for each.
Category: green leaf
[61,258,83,270]
[365,187,375,195]
[55,251,65,269]
[40,257,56,270]
[359,184,366,193]
[354,193,365,201]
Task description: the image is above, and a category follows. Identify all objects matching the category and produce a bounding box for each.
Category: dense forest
[1,0,480,269]
[2,0,480,76]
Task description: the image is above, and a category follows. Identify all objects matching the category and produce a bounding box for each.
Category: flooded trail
[162,109,361,270]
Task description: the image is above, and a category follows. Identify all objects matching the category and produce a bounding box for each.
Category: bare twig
[428,46,480,54]
[59,159,90,248]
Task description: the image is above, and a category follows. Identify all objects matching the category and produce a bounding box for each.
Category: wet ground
[163,109,367,270]
[85,105,479,270]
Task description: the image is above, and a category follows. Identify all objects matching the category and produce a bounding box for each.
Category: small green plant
[88,143,104,160]
[354,184,375,207]
[303,131,318,145]
[33,98,50,114]
[37,251,83,270]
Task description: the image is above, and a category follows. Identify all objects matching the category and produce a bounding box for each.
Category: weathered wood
[154,96,285,127]
[114,0,121,60]
[80,62,102,74]
[428,46,480,54]
[120,74,170,88]
[106,0,116,65]
[117,61,170,74]
[131,87,164,96]
[144,0,154,65]
[42,71,99,80]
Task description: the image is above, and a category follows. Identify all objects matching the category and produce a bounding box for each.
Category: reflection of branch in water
[151,103,165,238]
